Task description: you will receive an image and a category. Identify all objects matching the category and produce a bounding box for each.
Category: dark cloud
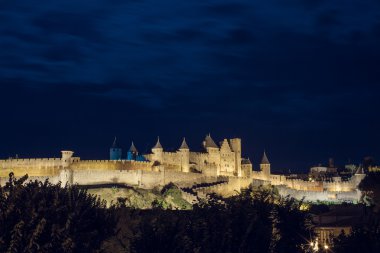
[32,11,102,40]
[0,0,379,170]
[316,9,340,28]
[174,28,205,42]
[204,2,250,16]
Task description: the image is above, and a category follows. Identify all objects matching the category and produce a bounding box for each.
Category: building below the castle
[0,135,367,203]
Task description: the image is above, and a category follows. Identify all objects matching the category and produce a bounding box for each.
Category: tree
[359,172,380,211]
[331,172,380,253]
[126,186,313,253]
[0,173,116,253]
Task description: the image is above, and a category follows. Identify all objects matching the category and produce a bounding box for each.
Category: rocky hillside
[86,183,193,210]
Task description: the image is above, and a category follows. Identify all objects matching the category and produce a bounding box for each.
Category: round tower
[127,141,138,160]
[59,167,73,186]
[179,137,190,173]
[61,150,74,168]
[151,137,163,163]
[60,150,74,186]
[110,137,122,160]
[260,151,271,180]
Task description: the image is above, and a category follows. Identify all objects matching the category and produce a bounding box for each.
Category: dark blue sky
[1,0,379,171]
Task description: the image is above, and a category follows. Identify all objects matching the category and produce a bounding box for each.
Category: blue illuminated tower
[127,141,138,160]
[110,137,122,160]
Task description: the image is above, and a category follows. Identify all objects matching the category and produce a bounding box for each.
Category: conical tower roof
[152,137,163,149]
[261,151,270,164]
[242,158,252,165]
[179,137,189,150]
[129,141,138,153]
[204,134,218,148]
[355,166,365,175]
[111,137,120,149]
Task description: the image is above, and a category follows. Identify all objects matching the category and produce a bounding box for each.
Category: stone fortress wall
[250,153,365,203]
[0,158,66,177]
[0,135,366,203]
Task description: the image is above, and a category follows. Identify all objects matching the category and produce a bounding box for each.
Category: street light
[309,240,319,252]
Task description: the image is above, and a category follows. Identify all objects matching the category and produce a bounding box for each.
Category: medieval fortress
[0,135,366,203]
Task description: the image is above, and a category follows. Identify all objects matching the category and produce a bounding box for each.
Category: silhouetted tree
[359,172,380,211]
[0,173,116,253]
[331,172,380,253]
[123,186,313,253]
[333,225,380,253]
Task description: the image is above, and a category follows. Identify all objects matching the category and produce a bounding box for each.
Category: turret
[151,137,163,163]
[127,141,138,160]
[178,137,190,173]
[61,150,74,167]
[203,134,219,152]
[110,137,122,160]
[203,134,220,175]
[60,150,74,186]
[260,151,271,179]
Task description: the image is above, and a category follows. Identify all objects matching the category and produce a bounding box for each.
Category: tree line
[1,173,380,252]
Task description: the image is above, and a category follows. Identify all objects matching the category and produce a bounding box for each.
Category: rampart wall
[323,180,356,192]
[276,185,361,203]
[0,158,65,177]
[72,169,141,186]
[189,152,208,169]
[0,153,364,203]
[1,167,212,188]
[241,164,252,178]
[161,152,181,166]
[193,176,252,197]
[253,171,358,193]
[71,160,153,171]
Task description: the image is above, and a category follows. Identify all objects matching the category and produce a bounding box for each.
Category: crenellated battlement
[72,159,152,165]
[162,151,181,156]
[252,169,360,194]
[0,158,62,163]
[0,140,366,203]
[189,151,207,156]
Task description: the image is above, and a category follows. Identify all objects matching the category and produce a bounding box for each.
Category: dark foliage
[0,173,116,253]
[331,172,380,253]
[359,172,380,210]
[112,186,314,253]
[333,224,380,253]
[0,175,315,253]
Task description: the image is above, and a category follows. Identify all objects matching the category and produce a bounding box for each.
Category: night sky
[1,0,379,171]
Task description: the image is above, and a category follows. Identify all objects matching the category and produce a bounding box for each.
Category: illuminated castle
[0,135,366,203]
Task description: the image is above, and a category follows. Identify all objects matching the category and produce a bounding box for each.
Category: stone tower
[260,151,271,180]
[229,138,242,177]
[110,137,122,160]
[203,134,220,174]
[127,141,138,160]
[60,150,74,185]
[178,137,190,173]
[61,150,74,167]
[151,137,163,163]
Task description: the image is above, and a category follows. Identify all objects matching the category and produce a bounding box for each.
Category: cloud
[0,0,379,168]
